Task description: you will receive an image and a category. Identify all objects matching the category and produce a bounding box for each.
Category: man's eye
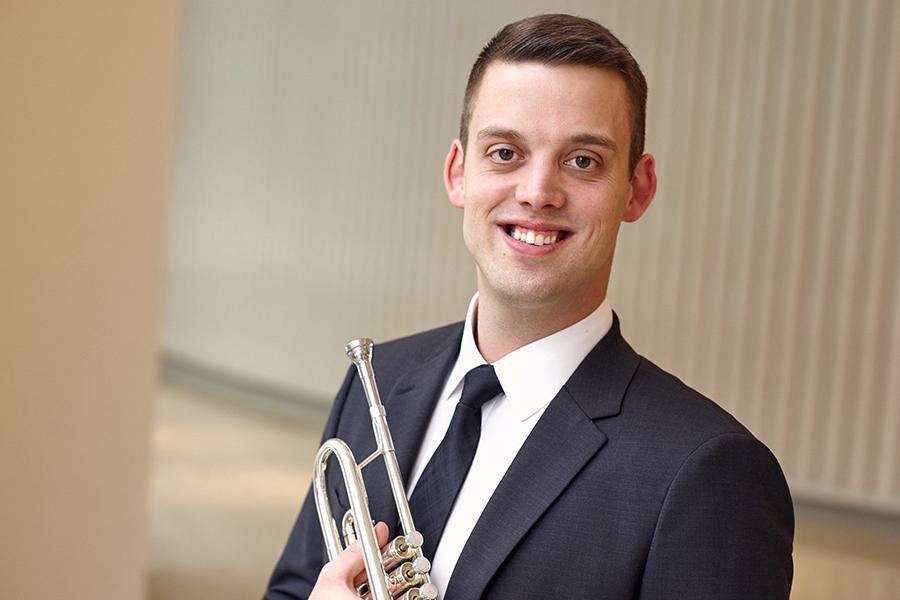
[489,148,518,162]
[565,155,598,169]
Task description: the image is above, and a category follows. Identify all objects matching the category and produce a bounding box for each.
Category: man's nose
[515,160,565,209]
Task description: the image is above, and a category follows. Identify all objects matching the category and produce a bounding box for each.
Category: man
[267,14,794,600]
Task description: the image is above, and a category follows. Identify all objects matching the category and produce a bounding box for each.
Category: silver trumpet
[313,338,439,600]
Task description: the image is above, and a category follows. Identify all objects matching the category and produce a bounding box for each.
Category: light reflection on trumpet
[313,338,438,600]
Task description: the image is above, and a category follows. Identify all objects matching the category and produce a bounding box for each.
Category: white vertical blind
[165,0,900,515]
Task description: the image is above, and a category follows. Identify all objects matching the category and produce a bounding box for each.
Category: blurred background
[2,0,898,599]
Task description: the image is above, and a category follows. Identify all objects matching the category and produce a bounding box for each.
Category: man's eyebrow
[568,133,618,152]
[475,127,525,142]
[474,128,618,152]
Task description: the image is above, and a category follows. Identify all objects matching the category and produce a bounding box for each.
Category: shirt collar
[443,293,614,421]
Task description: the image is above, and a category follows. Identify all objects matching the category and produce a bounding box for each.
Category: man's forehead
[477,60,628,91]
[468,62,631,146]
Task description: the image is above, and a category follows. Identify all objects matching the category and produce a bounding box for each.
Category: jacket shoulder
[628,357,750,442]
[366,321,464,380]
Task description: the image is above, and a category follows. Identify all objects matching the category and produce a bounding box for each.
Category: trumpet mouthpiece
[345,338,374,363]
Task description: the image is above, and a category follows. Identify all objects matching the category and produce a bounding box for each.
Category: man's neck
[474,291,607,363]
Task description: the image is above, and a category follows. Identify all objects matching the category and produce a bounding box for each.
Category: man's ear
[623,153,657,223]
[444,139,466,208]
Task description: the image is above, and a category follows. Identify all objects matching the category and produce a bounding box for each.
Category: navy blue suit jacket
[266,317,794,599]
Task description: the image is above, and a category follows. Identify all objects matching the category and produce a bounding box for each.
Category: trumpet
[313,338,438,600]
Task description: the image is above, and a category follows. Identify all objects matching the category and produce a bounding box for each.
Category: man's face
[445,62,655,319]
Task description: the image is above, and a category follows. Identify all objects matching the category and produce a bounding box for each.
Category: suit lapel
[445,390,606,599]
[446,317,641,599]
[363,326,463,537]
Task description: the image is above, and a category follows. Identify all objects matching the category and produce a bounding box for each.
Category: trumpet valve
[380,535,415,571]
[404,530,424,549]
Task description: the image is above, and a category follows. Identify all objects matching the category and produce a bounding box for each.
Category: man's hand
[309,521,390,599]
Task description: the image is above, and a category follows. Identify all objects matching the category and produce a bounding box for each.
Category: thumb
[352,522,392,587]
[373,521,390,547]
[324,522,391,583]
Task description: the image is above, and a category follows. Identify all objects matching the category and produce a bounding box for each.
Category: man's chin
[479,278,563,310]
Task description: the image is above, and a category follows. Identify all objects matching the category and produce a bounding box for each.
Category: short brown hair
[459,14,648,174]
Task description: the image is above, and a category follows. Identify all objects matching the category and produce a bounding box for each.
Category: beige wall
[164,0,899,516]
[0,2,180,599]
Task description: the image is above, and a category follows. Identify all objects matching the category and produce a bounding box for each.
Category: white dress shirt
[406,293,614,595]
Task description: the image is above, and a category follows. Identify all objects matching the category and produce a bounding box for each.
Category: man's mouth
[504,225,569,247]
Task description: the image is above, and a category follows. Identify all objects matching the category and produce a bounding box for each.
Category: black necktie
[408,364,503,560]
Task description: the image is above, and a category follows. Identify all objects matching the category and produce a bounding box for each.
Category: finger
[324,522,392,584]
[351,522,391,587]
[374,521,390,548]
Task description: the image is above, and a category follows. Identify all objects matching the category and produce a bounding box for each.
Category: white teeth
[510,226,562,246]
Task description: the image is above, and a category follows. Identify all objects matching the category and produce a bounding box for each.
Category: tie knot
[459,364,503,410]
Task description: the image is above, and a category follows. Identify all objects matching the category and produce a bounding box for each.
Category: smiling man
[444,60,655,363]
[267,14,793,600]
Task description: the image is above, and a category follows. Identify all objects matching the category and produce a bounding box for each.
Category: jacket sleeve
[639,432,794,599]
[264,366,357,600]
